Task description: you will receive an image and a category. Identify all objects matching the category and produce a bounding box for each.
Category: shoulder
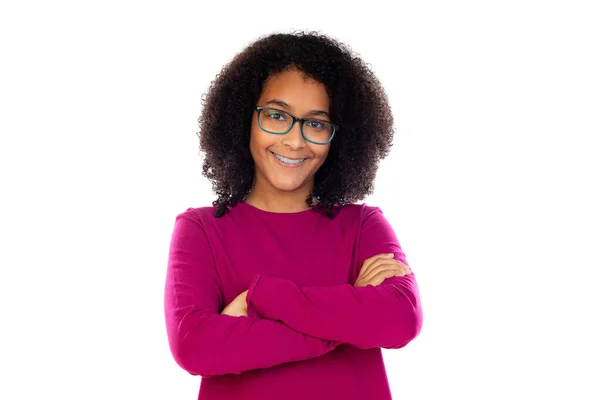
[178,206,216,219]
[331,203,389,235]
[338,203,383,222]
[173,206,218,227]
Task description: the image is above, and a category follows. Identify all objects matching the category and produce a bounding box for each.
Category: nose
[280,120,306,150]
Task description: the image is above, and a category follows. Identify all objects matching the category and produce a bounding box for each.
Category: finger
[362,259,408,281]
[360,253,392,273]
[357,262,411,287]
[362,264,405,283]
[390,264,411,278]
[392,261,410,272]
[367,269,399,287]
[361,253,395,276]
[394,261,411,274]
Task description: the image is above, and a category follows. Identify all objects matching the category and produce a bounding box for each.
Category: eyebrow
[264,99,330,118]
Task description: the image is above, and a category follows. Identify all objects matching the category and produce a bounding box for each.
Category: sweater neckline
[237,201,316,216]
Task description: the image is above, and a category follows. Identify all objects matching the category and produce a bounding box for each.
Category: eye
[267,111,285,120]
[307,119,324,129]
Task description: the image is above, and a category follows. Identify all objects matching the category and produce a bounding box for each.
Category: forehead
[259,69,330,110]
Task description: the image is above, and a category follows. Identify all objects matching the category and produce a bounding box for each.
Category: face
[249,68,332,196]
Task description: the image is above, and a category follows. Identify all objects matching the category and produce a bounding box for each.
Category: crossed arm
[164,213,342,378]
[245,206,422,350]
[164,206,422,377]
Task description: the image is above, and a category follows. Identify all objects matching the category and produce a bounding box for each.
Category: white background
[1,1,599,399]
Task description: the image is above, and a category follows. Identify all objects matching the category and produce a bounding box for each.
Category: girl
[164,31,422,400]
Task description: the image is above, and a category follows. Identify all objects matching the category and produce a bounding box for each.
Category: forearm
[247,272,422,350]
[165,304,341,377]
[165,212,341,378]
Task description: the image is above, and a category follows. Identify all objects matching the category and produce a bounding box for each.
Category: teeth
[273,152,305,165]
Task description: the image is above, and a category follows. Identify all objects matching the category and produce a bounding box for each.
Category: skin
[220,69,411,317]
[243,67,332,213]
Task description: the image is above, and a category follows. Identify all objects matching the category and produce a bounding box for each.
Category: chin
[270,179,307,192]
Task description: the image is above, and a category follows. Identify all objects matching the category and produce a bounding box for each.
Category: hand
[354,253,411,287]
[221,290,249,317]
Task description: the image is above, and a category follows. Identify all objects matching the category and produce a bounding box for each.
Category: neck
[244,181,314,213]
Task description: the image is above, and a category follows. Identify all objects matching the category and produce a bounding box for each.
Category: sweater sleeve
[164,212,341,378]
[247,206,423,350]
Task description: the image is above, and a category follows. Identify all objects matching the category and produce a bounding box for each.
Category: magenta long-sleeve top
[164,201,423,399]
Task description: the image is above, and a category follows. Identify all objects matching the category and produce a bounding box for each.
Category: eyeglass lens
[258,108,334,143]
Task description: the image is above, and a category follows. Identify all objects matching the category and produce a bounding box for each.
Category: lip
[271,151,307,168]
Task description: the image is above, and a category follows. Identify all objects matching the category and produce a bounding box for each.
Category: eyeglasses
[255,106,338,145]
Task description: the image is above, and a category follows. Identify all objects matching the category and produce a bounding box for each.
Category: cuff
[246,274,262,316]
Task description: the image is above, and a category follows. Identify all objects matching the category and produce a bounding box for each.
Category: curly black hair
[197,30,395,218]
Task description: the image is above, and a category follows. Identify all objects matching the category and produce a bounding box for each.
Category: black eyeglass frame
[254,106,338,145]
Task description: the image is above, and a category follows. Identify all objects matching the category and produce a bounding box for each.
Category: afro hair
[197,30,395,218]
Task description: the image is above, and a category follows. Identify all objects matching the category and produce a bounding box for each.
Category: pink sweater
[164,202,422,399]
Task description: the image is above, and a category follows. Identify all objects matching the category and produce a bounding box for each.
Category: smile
[271,151,307,167]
